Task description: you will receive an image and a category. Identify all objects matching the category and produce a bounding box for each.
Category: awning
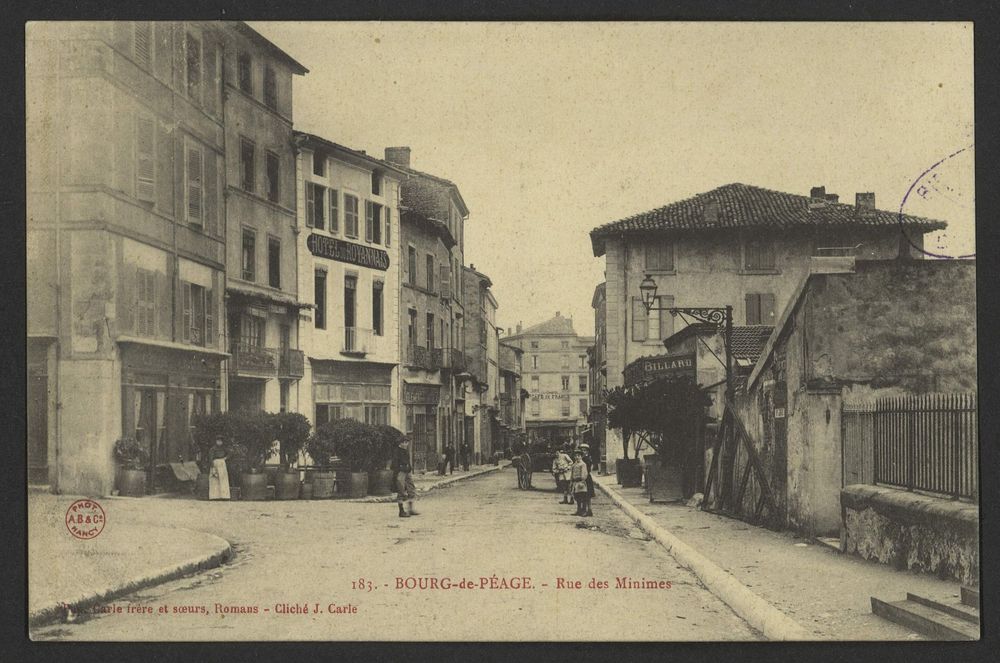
[117,336,230,358]
[226,283,313,309]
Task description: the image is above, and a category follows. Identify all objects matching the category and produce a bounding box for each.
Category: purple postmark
[898,144,975,260]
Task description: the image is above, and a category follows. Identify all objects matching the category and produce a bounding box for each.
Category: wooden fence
[842,393,977,499]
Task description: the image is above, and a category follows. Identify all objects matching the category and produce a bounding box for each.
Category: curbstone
[596,477,811,641]
[345,463,510,503]
[29,530,233,629]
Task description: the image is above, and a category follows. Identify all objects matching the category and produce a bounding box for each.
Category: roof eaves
[233,22,309,75]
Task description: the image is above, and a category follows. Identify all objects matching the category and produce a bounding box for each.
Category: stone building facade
[589,183,946,472]
[462,266,501,464]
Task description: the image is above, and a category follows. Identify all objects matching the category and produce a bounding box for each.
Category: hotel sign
[307,234,390,271]
[624,352,696,387]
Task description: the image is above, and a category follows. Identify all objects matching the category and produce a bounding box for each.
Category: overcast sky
[251,22,974,337]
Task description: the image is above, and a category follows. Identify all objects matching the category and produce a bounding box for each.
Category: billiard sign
[624,352,696,386]
[307,234,390,271]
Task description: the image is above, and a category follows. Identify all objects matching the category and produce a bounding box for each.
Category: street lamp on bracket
[638,274,735,400]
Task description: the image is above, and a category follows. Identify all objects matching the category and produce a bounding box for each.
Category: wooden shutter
[186,146,203,222]
[182,282,192,343]
[745,294,760,325]
[365,200,374,242]
[658,295,674,339]
[761,293,776,325]
[205,287,214,348]
[631,298,647,342]
[328,189,338,233]
[135,116,155,202]
[440,265,450,298]
[134,22,151,69]
[305,183,314,227]
[384,207,391,247]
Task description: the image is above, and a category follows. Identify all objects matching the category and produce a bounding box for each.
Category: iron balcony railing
[229,341,279,376]
[405,343,433,370]
[340,327,373,355]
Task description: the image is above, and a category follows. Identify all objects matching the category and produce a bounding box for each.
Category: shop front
[404,381,441,472]
[119,342,224,493]
[311,360,393,428]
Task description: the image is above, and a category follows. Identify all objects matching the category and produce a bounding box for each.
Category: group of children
[551,443,594,517]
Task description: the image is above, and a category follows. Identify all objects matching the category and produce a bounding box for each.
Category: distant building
[499,338,527,451]
[293,132,406,432]
[385,147,470,472]
[462,266,501,464]
[505,313,594,447]
[587,283,608,468]
[589,182,946,471]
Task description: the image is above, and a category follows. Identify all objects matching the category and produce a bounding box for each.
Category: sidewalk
[28,489,232,628]
[347,462,509,502]
[596,476,967,640]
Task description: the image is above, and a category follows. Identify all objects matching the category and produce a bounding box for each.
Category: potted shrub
[641,377,712,502]
[305,427,336,499]
[233,412,275,501]
[113,436,148,497]
[323,418,378,498]
[273,412,310,500]
[369,425,403,496]
[606,385,642,486]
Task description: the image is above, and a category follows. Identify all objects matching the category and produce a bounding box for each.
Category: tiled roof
[730,325,774,363]
[590,183,947,256]
[517,313,578,337]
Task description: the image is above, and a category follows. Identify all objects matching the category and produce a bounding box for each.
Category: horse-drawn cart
[515,451,558,490]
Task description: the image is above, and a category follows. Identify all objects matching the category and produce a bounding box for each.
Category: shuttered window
[268,237,281,288]
[645,241,675,271]
[136,268,157,337]
[744,239,776,270]
[426,254,435,291]
[745,293,776,325]
[307,183,325,230]
[631,298,647,342]
[265,150,279,203]
[135,115,155,202]
[439,265,450,299]
[240,138,255,192]
[384,207,391,247]
[185,31,202,102]
[133,22,152,69]
[185,144,203,224]
[365,200,374,242]
[242,228,256,282]
[237,52,253,94]
[407,247,417,285]
[344,195,359,238]
[263,65,277,110]
[328,189,339,234]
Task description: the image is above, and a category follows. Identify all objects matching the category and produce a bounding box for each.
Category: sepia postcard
[25,20,978,642]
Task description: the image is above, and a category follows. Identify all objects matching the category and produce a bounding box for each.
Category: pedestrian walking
[459,441,470,471]
[444,443,455,474]
[552,444,573,504]
[208,437,230,501]
[580,443,596,515]
[569,449,591,516]
[391,436,418,518]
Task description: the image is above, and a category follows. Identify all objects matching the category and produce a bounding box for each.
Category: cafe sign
[307,234,390,271]
[623,352,696,387]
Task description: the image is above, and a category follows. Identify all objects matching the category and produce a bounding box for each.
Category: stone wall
[841,484,978,585]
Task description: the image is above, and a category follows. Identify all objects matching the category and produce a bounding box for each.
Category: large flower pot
[117,468,147,497]
[648,461,684,503]
[274,470,301,500]
[348,471,369,498]
[616,459,642,487]
[241,470,269,501]
[643,454,660,490]
[300,483,313,500]
[194,473,210,500]
[312,471,336,499]
[265,465,280,487]
[369,469,394,496]
[226,459,245,487]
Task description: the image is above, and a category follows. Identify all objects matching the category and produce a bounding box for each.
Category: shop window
[263,65,277,110]
[265,151,280,203]
[344,195,359,238]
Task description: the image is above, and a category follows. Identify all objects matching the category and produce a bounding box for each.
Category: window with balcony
[237,51,253,95]
[345,195,359,238]
[268,236,280,288]
[306,183,325,230]
[314,271,327,329]
[344,274,357,337]
[241,228,256,282]
[265,150,280,203]
[426,312,435,349]
[408,309,418,346]
[372,281,384,336]
[263,65,277,110]
[185,31,202,102]
[645,240,675,271]
[240,137,255,192]
[744,238,776,271]
[745,293,776,325]
[239,311,265,347]
[579,375,587,393]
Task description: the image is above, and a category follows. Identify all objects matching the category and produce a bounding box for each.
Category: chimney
[702,198,719,224]
[809,186,827,209]
[825,193,839,203]
[555,311,561,318]
[855,192,875,214]
[384,146,411,168]
[516,322,522,334]
[507,327,512,336]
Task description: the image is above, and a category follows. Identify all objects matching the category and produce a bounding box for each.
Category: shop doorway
[27,372,48,484]
[230,379,264,412]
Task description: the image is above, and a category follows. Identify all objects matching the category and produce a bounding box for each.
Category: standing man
[552,444,573,504]
[444,442,456,475]
[391,436,418,518]
[459,440,470,471]
[579,443,595,517]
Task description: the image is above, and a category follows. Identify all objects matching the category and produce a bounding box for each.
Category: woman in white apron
[208,437,231,500]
